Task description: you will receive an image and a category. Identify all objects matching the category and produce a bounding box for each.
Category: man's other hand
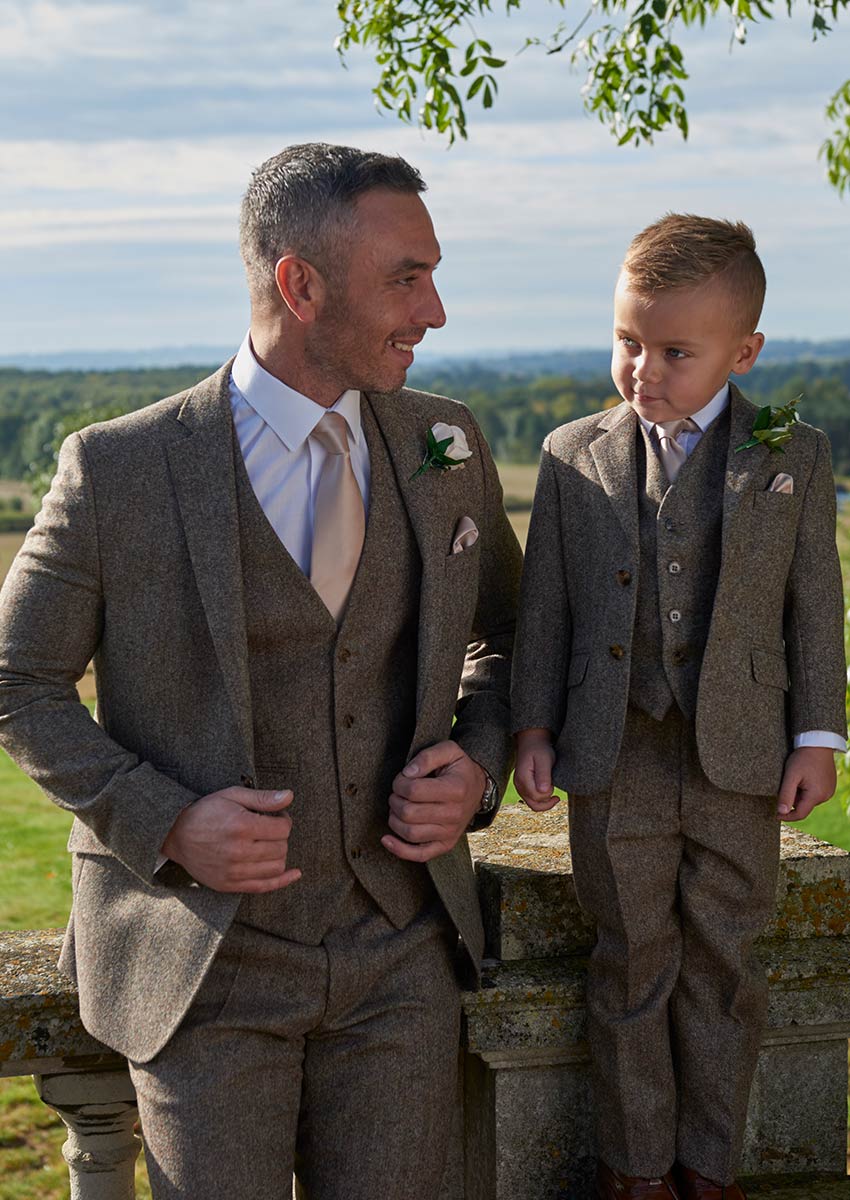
[777,747,838,822]
[161,786,301,892]
[382,741,487,863]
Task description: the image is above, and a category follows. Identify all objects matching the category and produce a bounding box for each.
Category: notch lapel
[363,390,470,733]
[720,383,773,558]
[589,402,640,559]
[166,366,254,759]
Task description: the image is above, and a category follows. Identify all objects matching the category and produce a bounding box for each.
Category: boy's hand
[514,728,560,812]
[777,747,838,821]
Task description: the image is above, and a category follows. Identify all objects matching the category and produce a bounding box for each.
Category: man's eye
[397,276,416,287]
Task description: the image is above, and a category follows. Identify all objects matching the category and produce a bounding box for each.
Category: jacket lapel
[363,389,469,726]
[720,382,773,558]
[165,363,254,758]
[589,401,640,558]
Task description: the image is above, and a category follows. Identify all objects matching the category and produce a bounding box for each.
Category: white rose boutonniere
[410,422,473,480]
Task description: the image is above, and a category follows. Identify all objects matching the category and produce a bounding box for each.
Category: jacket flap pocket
[67,819,111,856]
[751,647,789,691]
[567,652,590,689]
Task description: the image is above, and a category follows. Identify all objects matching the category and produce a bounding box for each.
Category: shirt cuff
[793,731,847,753]
[154,853,168,873]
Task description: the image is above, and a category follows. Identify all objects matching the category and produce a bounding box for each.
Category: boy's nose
[634,353,662,383]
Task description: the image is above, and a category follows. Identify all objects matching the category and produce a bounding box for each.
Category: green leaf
[467,74,485,98]
[753,405,773,431]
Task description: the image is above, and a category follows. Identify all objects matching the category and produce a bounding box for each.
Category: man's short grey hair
[239,143,427,304]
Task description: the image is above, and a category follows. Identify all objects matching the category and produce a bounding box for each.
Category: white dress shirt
[229,333,370,576]
[637,382,846,754]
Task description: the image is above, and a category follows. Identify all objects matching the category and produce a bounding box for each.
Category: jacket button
[671,648,688,665]
[240,774,255,789]
[609,643,625,660]
[342,714,355,729]
[350,846,362,860]
[668,561,681,574]
[669,610,682,623]
[338,647,351,663]
[345,782,358,797]
[616,569,632,586]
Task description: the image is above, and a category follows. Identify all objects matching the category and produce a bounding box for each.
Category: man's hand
[161,786,301,893]
[777,747,837,821]
[382,741,487,863]
[514,728,560,812]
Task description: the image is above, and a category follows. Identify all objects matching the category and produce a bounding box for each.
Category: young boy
[511,215,847,1200]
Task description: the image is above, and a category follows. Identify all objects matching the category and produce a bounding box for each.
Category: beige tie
[309,412,365,622]
[656,418,700,484]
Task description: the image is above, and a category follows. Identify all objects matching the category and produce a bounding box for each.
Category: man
[0,143,522,1199]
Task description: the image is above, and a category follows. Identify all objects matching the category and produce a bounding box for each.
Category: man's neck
[249,328,342,409]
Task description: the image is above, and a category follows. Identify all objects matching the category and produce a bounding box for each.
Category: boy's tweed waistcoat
[629,411,729,723]
[235,398,434,942]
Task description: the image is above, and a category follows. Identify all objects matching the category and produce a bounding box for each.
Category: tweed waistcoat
[629,410,729,722]
[235,396,434,943]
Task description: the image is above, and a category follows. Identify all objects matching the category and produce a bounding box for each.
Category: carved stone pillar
[35,1068,141,1200]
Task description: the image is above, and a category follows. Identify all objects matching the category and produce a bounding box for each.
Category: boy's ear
[731,331,765,376]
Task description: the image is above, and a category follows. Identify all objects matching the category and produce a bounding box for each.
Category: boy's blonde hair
[622,214,766,335]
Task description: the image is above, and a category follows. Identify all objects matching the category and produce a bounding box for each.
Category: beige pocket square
[451,515,479,555]
[768,473,793,495]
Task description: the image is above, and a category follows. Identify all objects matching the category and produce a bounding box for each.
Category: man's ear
[275,255,325,323]
[732,330,765,376]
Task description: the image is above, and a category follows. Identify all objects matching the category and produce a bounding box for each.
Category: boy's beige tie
[656,418,700,484]
[309,412,365,622]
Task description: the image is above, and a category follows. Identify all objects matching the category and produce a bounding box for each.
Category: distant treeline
[2,358,850,485]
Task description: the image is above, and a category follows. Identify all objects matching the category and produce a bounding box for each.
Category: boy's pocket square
[451,515,479,554]
[768,473,793,495]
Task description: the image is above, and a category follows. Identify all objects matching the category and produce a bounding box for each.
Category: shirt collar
[231,333,362,451]
[635,383,730,436]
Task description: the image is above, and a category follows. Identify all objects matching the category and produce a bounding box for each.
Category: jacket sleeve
[451,413,523,819]
[510,436,572,738]
[0,432,197,881]
[784,429,847,740]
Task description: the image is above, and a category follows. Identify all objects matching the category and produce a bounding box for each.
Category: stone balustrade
[2,808,850,1198]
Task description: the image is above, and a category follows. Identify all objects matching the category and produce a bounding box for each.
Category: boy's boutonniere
[735,395,802,454]
[410,422,473,480]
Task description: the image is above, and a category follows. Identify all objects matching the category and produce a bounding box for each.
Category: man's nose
[417,278,446,329]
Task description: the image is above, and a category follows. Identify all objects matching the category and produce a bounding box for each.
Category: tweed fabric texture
[130,885,460,1200]
[0,363,522,1062]
[511,384,846,795]
[236,399,434,941]
[629,412,728,723]
[569,705,781,1184]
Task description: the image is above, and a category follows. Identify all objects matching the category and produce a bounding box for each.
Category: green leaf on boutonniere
[411,421,473,480]
[735,394,802,454]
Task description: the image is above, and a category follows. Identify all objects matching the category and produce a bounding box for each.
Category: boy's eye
[666,347,687,359]
[620,336,638,348]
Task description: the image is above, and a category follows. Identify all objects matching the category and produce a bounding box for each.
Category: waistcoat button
[668,562,681,574]
[669,610,681,623]
[338,647,351,663]
[616,569,632,586]
[342,714,355,729]
[345,782,358,797]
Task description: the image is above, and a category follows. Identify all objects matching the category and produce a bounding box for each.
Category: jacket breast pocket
[751,646,789,691]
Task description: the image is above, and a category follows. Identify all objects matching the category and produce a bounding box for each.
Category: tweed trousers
[129,884,461,1200]
[568,704,781,1184]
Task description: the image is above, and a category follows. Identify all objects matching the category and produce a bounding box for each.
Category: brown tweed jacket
[511,384,846,796]
[0,363,522,1062]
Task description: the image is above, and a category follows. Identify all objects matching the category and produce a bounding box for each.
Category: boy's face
[611,271,764,424]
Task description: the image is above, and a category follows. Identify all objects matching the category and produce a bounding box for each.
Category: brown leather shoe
[674,1165,747,1199]
[596,1159,682,1199]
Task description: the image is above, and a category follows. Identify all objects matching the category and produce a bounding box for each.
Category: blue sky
[1,0,848,360]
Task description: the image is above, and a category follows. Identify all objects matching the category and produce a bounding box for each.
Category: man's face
[611,271,761,424]
[306,188,446,396]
